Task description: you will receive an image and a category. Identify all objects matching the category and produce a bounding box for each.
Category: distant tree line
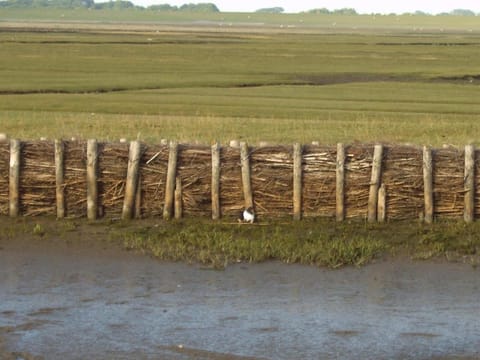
[255,7,284,14]
[307,8,358,15]
[0,0,478,16]
[0,0,220,11]
[307,7,478,16]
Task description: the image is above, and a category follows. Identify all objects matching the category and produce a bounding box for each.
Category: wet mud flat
[1,232,480,359]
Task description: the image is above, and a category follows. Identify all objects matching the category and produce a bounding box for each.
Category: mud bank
[1,229,480,360]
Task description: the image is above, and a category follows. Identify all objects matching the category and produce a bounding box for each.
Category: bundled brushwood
[250,145,293,217]
[20,141,56,216]
[475,149,480,218]
[433,147,464,217]
[64,140,87,217]
[302,145,337,217]
[1,139,479,221]
[98,142,129,217]
[382,145,423,220]
[0,143,9,215]
[344,145,373,219]
[139,144,169,217]
[177,144,212,216]
[219,146,243,216]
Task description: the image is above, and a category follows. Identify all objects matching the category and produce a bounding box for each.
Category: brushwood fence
[0,139,477,223]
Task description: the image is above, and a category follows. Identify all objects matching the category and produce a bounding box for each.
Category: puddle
[1,239,480,359]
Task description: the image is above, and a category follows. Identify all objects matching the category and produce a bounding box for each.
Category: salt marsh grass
[2,111,479,146]
[1,19,480,146]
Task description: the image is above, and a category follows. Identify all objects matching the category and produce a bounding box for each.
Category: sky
[133,0,480,14]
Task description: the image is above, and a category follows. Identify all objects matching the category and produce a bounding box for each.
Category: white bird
[240,207,255,223]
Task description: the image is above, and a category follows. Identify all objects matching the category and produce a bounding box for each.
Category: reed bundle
[219,146,243,216]
[302,145,337,217]
[98,142,129,217]
[251,145,293,217]
[382,145,423,220]
[177,144,212,216]
[20,141,56,216]
[0,143,9,215]
[139,144,169,217]
[475,150,480,217]
[344,145,373,219]
[64,140,87,217]
[433,148,464,217]
[0,140,476,222]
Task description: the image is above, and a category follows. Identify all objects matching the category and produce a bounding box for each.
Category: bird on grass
[238,207,255,224]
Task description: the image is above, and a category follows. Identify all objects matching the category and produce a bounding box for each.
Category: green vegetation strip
[3,217,479,269]
[120,219,480,269]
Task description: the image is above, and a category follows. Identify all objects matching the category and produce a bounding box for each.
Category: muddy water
[1,240,480,360]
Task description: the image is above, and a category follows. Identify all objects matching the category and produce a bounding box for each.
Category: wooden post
[377,184,386,222]
[240,142,254,209]
[86,139,98,220]
[174,177,183,220]
[464,144,475,223]
[9,139,20,217]
[368,144,383,223]
[336,143,345,221]
[54,139,65,219]
[293,142,302,221]
[423,146,434,224]
[163,140,178,220]
[122,140,141,220]
[211,142,221,220]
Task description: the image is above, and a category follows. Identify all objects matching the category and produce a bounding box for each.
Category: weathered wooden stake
[368,144,383,223]
[211,142,221,220]
[293,142,302,221]
[163,140,178,220]
[54,139,65,219]
[423,146,434,224]
[9,139,20,217]
[86,139,98,220]
[240,142,254,209]
[377,184,386,222]
[464,144,475,223]
[336,143,345,221]
[122,140,141,220]
[174,177,183,220]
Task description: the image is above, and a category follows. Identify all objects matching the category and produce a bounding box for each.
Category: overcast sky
[133,0,480,14]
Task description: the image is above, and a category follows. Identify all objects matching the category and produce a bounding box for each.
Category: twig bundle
[0,143,9,215]
[433,148,464,217]
[98,142,129,217]
[382,145,423,220]
[302,145,337,217]
[344,145,373,219]
[251,145,293,216]
[139,144,169,217]
[219,146,243,215]
[20,141,56,216]
[475,149,480,217]
[0,140,474,221]
[64,140,87,217]
[177,144,212,216]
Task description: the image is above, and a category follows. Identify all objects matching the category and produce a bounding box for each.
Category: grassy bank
[3,111,480,145]
[1,217,479,269]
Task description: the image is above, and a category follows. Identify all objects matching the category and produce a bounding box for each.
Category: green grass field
[1,10,480,145]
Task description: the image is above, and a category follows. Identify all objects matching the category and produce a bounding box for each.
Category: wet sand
[1,226,480,359]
